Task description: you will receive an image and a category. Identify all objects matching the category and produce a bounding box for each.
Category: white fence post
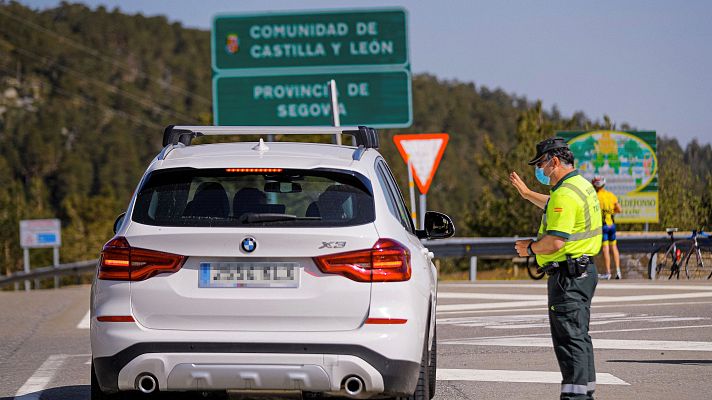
[469,256,477,281]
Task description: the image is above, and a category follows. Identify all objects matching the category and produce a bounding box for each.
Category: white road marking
[76,310,90,329]
[438,292,547,300]
[593,283,712,291]
[437,368,629,385]
[14,354,68,399]
[437,291,712,312]
[443,324,712,343]
[437,300,712,316]
[589,324,712,335]
[439,283,712,291]
[437,312,707,329]
[440,283,546,289]
[442,337,712,351]
[439,300,547,312]
[602,292,712,302]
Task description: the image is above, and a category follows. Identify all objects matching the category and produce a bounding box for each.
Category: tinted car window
[133,168,374,227]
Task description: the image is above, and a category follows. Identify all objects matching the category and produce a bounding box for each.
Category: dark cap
[528,137,570,165]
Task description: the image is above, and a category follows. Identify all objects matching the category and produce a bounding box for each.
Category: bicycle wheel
[648,245,666,279]
[526,256,545,280]
[649,245,672,280]
[684,246,712,279]
[653,243,684,280]
[699,246,712,280]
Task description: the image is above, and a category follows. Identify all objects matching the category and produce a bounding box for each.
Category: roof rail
[162,125,379,149]
[157,142,185,160]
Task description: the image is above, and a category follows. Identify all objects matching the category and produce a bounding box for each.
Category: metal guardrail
[0,259,97,288]
[422,234,712,281]
[423,234,712,258]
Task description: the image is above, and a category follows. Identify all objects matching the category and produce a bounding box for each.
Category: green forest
[1,1,711,275]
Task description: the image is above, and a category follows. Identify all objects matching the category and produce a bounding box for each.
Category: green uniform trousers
[547,263,598,400]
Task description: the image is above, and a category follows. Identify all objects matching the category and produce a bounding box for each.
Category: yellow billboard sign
[558,130,658,224]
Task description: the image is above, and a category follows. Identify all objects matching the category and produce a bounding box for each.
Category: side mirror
[416,211,455,240]
[113,212,127,234]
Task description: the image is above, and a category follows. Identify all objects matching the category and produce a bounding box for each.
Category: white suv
[90,126,454,400]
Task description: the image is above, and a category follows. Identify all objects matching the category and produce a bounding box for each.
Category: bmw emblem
[241,237,257,253]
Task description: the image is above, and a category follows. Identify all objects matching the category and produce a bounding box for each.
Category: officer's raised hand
[509,171,549,209]
[509,171,530,198]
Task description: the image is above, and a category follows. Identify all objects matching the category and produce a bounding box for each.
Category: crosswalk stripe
[438,300,546,312]
[441,324,712,344]
[438,292,547,300]
[437,300,712,316]
[437,311,708,327]
[442,337,712,351]
[439,283,712,291]
[437,368,629,385]
[437,292,712,312]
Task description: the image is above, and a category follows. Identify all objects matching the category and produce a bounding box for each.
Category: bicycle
[649,228,686,280]
[683,229,712,279]
[648,228,712,280]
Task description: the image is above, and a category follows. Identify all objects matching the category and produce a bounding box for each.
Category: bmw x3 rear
[90,126,454,399]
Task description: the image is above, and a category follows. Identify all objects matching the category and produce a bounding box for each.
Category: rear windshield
[132,168,374,227]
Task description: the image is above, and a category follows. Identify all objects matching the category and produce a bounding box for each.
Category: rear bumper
[94,342,419,396]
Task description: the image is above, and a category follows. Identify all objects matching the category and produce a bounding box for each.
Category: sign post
[211,9,412,128]
[407,156,417,227]
[19,219,62,291]
[393,134,450,229]
[329,79,341,144]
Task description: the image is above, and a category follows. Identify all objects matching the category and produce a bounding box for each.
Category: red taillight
[365,318,408,324]
[98,237,186,281]
[226,168,283,173]
[313,239,411,282]
[97,315,135,322]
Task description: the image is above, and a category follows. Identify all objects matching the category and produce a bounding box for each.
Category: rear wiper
[238,213,321,224]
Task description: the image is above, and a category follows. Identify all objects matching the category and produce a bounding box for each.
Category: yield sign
[393,133,449,194]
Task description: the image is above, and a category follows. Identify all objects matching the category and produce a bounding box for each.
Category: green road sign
[212,9,408,72]
[213,70,412,127]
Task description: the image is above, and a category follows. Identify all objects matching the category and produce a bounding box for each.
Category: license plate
[199,262,299,288]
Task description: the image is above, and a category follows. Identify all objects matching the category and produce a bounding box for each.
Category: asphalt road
[1,280,711,400]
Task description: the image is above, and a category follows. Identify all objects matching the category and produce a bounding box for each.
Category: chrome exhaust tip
[343,376,365,397]
[136,373,158,394]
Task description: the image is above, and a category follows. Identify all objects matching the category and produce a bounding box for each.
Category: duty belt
[540,255,592,277]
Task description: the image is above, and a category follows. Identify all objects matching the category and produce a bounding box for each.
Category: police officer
[511,137,602,400]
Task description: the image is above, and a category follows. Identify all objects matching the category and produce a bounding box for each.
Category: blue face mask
[535,159,552,185]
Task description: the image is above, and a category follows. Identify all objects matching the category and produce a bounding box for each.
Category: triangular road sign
[393,133,449,194]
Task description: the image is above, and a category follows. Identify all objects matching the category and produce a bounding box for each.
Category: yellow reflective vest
[536,171,603,265]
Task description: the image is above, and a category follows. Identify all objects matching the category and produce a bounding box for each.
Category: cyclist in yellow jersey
[592,176,622,279]
[511,137,602,400]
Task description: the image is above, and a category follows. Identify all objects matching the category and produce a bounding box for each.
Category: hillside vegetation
[1,2,710,274]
